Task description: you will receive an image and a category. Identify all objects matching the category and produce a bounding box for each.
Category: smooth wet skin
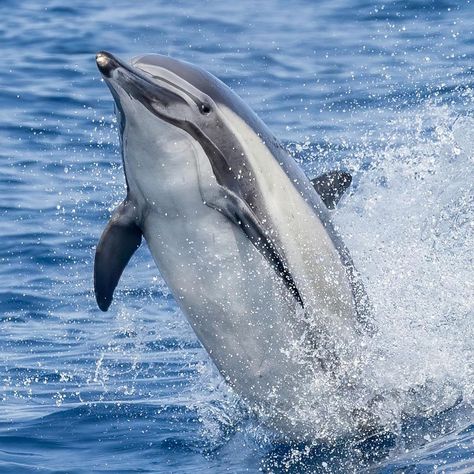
[94,51,371,440]
[3,2,473,470]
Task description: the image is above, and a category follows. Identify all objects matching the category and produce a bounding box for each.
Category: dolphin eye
[200,103,211,115]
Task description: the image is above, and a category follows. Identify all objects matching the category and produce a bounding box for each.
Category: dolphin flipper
[94,200,142,311]
[311,171,352,209]
[202,186,304,307]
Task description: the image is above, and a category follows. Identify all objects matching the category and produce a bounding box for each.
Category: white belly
[123,109,356,440]
[143,203,312,408]
[123,124,314,437]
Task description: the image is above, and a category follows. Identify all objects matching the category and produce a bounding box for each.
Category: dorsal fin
[94,199,142,311]
[311,171,352,209]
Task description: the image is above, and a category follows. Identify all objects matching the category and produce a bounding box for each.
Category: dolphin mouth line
[96,51,157,100]
[96,51,184,113]
[96,51,141,79]
[96,51,202,111]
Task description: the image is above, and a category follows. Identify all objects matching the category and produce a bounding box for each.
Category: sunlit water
[1,0,473,472]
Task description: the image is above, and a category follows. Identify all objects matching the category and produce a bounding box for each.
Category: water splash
[190,99,473,452]
[301,99,473,441]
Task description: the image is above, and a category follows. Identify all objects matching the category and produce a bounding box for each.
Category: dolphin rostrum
[94,51,372,441]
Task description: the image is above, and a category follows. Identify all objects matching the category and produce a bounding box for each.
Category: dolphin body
[94,51,371,441]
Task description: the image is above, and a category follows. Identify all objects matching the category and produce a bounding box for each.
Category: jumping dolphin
[94,51,372,440]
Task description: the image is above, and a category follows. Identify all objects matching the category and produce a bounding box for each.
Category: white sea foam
[335,103,473,431]
[194,100,473,444]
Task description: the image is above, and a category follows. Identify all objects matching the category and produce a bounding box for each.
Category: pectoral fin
[94,199,142,311]
[311,171,352,209]
[204,188,303,307]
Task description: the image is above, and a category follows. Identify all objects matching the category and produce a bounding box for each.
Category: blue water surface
[1,1,473,472]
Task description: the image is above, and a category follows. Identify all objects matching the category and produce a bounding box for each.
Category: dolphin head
[95,51,264,201]
[96,51,226,130]
[96,51,233,206]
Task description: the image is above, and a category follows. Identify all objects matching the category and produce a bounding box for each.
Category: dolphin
[93,51,372,441]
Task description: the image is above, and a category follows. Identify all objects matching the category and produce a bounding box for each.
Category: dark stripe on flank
[117,65,304,307]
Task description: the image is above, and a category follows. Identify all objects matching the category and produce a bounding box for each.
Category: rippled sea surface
[1,0,473,472]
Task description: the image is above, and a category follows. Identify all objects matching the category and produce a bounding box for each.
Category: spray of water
[336,102,473,431]
[193,100,473,447]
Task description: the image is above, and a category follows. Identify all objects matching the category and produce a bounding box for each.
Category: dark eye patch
[200,103,211,114]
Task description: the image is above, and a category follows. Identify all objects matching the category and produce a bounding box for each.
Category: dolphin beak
[95,51,188,116]
[96,51,124,78]
[95,50,157,90]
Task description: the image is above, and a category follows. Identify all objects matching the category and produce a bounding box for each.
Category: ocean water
[1,0,473,472]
